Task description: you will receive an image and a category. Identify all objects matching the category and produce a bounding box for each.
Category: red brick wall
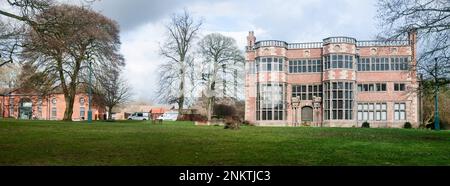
[1,93,104,121]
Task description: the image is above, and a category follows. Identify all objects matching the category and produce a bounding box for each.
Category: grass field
[0,119,449,166]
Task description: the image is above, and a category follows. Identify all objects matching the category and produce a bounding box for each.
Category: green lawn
[0,119,449,166]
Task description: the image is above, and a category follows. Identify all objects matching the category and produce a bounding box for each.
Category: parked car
[157,111,179,121]
[127,112,150,120]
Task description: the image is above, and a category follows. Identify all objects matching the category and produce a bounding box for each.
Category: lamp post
[434,58,440,131]
[87,61,93,123]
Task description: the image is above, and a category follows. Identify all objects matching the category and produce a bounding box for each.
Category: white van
[157,111,179,121]
[127,112,150,120]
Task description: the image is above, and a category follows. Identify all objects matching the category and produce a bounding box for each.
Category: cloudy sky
[65,0,380,102]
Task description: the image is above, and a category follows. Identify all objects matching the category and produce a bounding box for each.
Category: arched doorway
[301,106,313,122]
[19,98,33,120]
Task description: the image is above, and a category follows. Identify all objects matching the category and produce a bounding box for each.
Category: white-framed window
[80,97,85,119]
[9,97,14,117]
[256,82,286,121]
[394,83,406,91]
[324,54,353,70]
[357,103,387,121]
[289,58,322,73]
[358,56,409,71]
[323,82,354,120]
[51,98,57,119]
[394,103,406,120]
[80,107,85,119]
[256,57,284,72]
[292,84,323,100]
[357,83,387,92]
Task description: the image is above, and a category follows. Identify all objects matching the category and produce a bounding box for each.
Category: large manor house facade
[244,30,420,128]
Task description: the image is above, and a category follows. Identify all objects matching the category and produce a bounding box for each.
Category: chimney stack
[247,31,256,47]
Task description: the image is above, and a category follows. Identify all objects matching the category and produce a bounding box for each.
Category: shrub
[361,121,370,128]
[224,122,240,130]
[404,122,412,129]
[214,104,236,118]
[242,120,255,126]
[224,116,240,130]
[302,121,311,127]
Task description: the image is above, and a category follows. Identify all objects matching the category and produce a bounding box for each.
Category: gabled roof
[150,108,167,114]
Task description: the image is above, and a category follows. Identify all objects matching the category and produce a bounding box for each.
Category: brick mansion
[244,30,420,128]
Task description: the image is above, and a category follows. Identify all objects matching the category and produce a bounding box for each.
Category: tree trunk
[62,91,75,121]
[62,57,82,121]
[178,62,185,115]
[207,62,218,121]
[207,96,215,121]
[108,107,113,120]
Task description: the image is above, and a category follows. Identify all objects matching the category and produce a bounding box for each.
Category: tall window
[394,103,406,120]
[358,58,370,71]
[323,82,354,120]
[357,103,387,121]
[256,83,286,121]
[324,54,354,70]
[79,97,85,119]
[256,57,284,72]
[289,59,322,73]
[292,84,322,100]
[51,98,57,120]
[9,97,14,117]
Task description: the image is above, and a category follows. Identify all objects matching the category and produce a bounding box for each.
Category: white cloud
[119,22,166,102]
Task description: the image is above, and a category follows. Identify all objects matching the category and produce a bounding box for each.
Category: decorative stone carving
[340,70,348,79]
[304,50,310,57]
[370,48,377,55]
[262,48,270,56]
[333,44,341,52]
[390,47,398,55]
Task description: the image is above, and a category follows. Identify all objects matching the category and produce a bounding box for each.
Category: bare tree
[0,0,97,67]
[0,62,21,89]
[157,10,202,114]
[377,0,450,84]
[96,67,132,120]
[21,4,123,121]
[377,0,450,129]
[0,0,53,23]
[0,20,22,67]
[0,20,21,86]
[15,62,57,94]
[197,33,244,121]
[0,0,53,67]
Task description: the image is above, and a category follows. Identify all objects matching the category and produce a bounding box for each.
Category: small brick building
[244,30,420,128]
[0,88,106,121]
